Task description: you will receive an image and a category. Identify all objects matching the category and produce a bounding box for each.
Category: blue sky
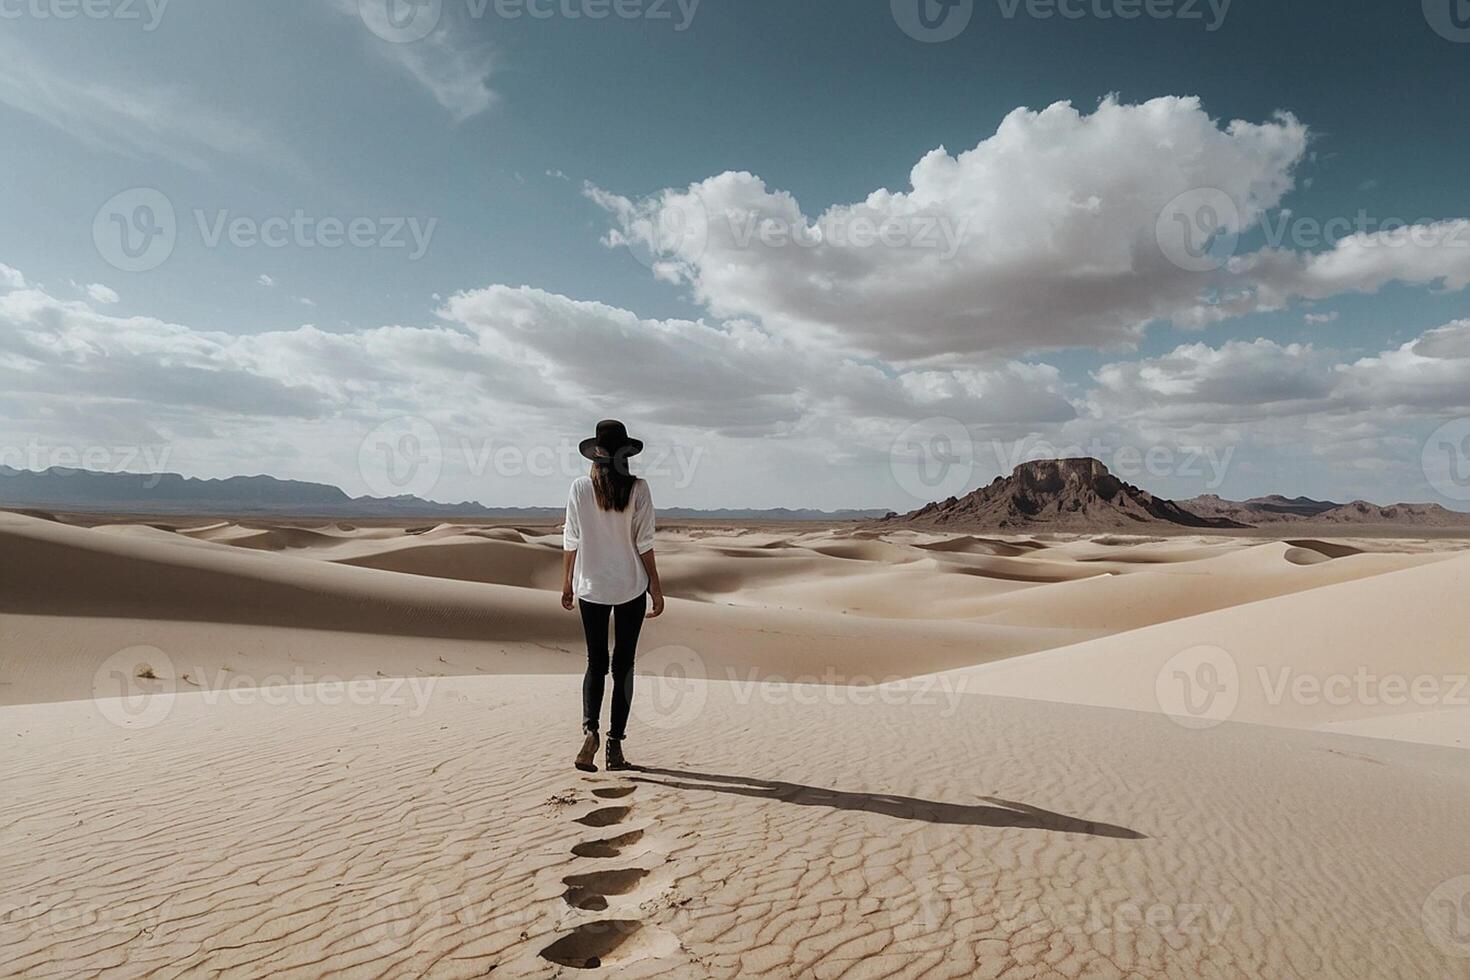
[3,0,1470,510]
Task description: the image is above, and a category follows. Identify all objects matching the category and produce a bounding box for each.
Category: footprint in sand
[574,805,631,828]
[562,867,651,910]
[570,828,644,858]
[539,782,678,969]
[539,919,646,969]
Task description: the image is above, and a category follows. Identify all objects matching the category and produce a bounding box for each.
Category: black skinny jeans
[578,593,647,740]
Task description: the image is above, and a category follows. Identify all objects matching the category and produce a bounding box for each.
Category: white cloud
[1411,320,1470,360]
[0,279,1075,497]
[258,274,276,288]
[327,0,496,122]
[1231,220,1470,308]
[591,97,1470,367]
[0,263,23,290]
[383,33,496,122]
[590,96,1311,362]
[1303,311,1339,325]
[437,285,1075,433]
[85,283,120,305]
[1335,320,1470,414]
[4,270,1469,507]
[1089,339,1339,422]
[0,39,298,173]
[0,287,330,419]
[1089,322,1470,423]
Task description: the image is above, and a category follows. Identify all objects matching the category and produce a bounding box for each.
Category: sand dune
[940,549,1470,746]
[910,533,1042,557]
[962,541,1448,631]
[0,513,1086,706]
[3,509,1469,977]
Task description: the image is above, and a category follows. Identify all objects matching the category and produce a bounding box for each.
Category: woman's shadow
[630,767,1145,840]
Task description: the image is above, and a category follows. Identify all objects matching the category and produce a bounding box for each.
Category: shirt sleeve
[563,482,580,552]
[633,480,655,554]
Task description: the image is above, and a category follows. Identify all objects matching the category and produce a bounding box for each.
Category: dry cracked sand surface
[2,510,1469,978]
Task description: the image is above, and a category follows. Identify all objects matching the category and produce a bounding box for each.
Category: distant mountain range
[1179,493,1470,527]
[6,461,1465,529]
[882,458,1470,530]
[0,466,887,522]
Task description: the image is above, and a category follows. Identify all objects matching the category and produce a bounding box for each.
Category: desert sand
[3,509,1470,977]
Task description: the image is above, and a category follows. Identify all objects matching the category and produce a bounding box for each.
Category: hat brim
[579,436,644,461]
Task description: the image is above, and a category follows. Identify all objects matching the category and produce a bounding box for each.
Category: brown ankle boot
[605,738,631,771]
[574,731,600,772]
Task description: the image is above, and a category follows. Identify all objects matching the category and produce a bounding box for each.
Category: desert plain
[2,508,1470,978]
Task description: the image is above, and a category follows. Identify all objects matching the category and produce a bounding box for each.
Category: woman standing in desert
[562,419,665,772]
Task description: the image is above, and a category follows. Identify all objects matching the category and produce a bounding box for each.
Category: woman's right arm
[562,483,580,610]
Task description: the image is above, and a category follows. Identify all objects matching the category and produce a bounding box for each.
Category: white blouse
[562,476,655,605]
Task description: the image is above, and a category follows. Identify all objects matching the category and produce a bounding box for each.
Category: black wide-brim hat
[579,419,644,462]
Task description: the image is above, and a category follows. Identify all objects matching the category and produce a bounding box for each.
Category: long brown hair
[590,457,637,512]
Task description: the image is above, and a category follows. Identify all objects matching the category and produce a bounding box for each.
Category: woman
[562,419,664,772]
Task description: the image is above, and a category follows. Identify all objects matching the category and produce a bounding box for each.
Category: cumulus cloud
[1089,322,1470,424]
[1231,220,1470,309]
[591,97,1470,366]
[4,268,1469,506]
[441,286,809,431]
[437,285,1075,433]
[590,96,1311,361]
[0,287,330,420]
[1411,320,1470,359]
[1089,339,1339,422]
[0,279,1077,500]
[1335,320,1470,414]
[85,283,120,305]
[0,263,23,290]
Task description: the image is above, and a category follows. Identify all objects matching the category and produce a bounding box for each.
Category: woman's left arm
[640,549,664,619]
[634,481,662,618]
